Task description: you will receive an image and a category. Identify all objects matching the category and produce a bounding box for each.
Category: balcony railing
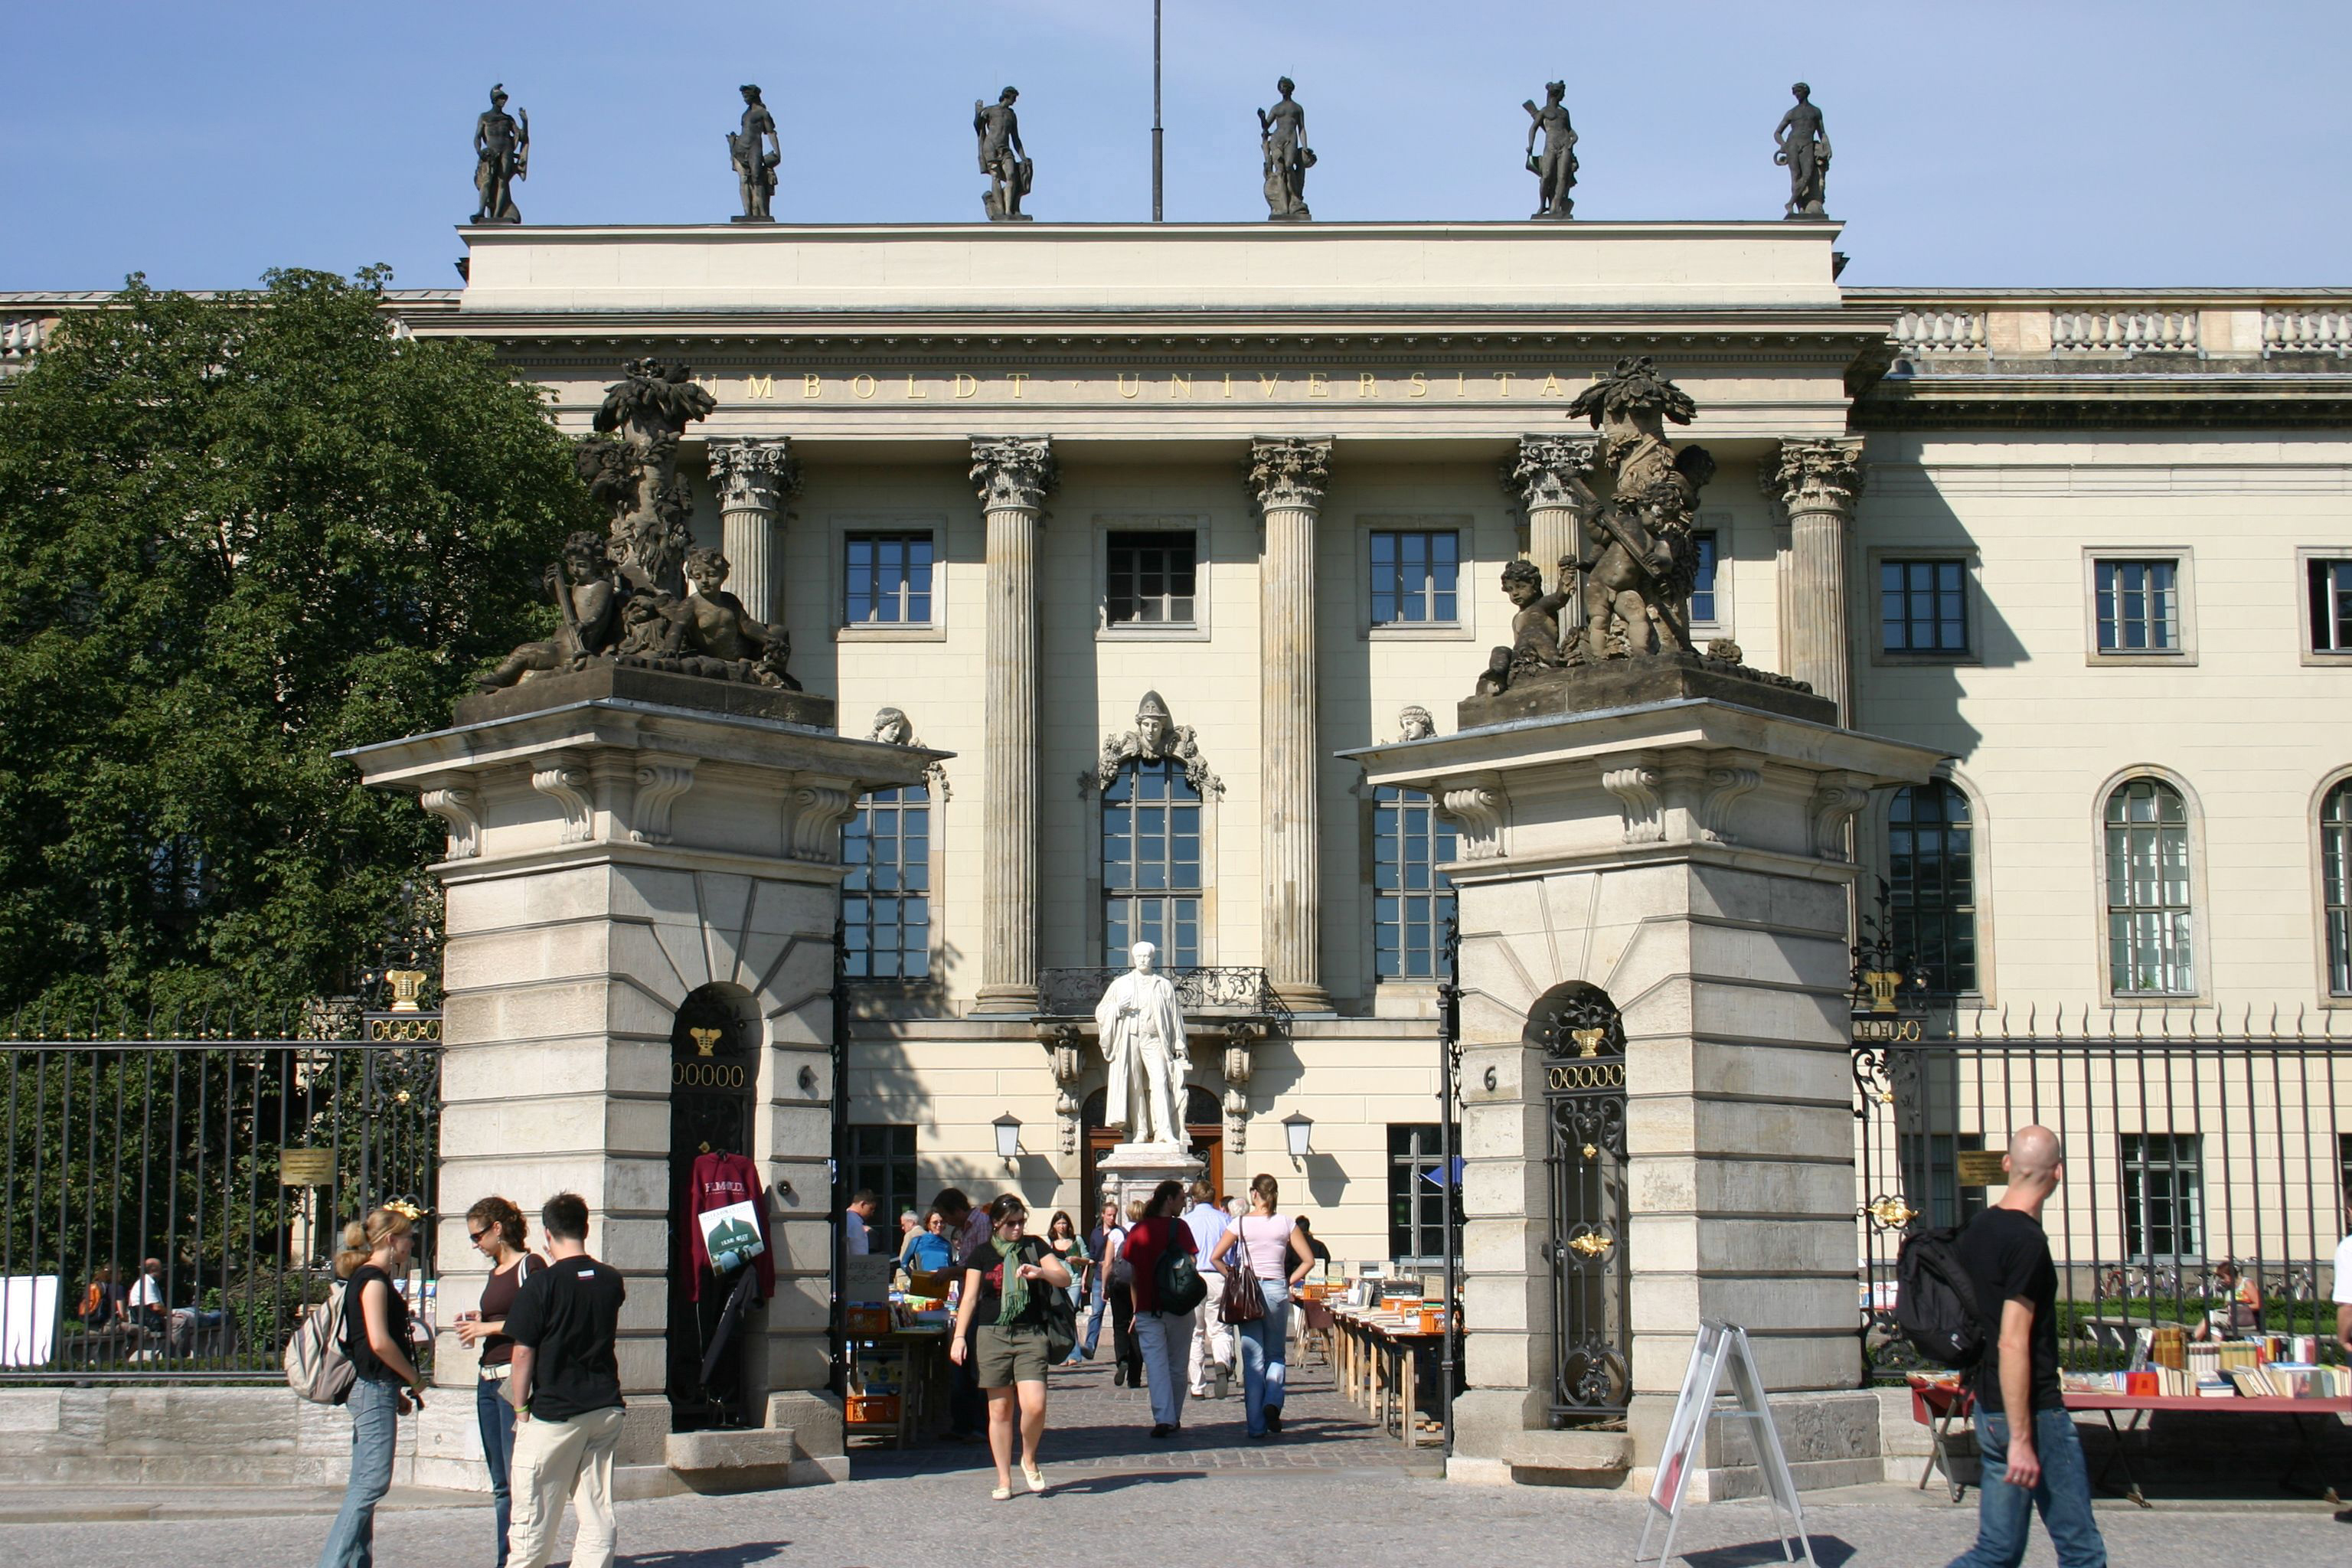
[1035,965,1288,1024]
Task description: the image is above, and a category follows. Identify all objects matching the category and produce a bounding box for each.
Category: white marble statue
[1094,941,1191,1147]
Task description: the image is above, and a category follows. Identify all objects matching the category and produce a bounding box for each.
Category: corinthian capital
[707,437,801,509]
[1505,433,1602,510]
[969,436,1059,511]
[1765,436,1867,516]
[1246,436,1334,511]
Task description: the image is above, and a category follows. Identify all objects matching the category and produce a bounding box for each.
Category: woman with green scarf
[949,1194,1072,1499]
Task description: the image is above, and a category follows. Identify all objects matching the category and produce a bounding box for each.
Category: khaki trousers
[505,1403,624,1568]
[1188,1272,1233,1390]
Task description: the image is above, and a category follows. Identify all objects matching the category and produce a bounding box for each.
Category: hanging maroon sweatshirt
[682,1151,775,1302]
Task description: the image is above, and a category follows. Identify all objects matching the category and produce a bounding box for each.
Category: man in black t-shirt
[505,1192,628,1568]
[1945,1127,2107,1568]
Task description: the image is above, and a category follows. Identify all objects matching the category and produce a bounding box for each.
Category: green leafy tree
[0,268,591,1019]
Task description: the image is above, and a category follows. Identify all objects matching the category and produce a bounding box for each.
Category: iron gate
[1530,982,1632,1426]
[1,994,441,1382]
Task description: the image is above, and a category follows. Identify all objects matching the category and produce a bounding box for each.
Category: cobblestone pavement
[4,1470,2342,1567]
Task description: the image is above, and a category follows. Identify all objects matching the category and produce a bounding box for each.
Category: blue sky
[5,0,2344,292]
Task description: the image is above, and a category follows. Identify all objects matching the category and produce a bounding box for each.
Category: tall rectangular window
[845,1125,918,1236]
[2121,1133,2203,1263]
[1880,558,1969,654]
[1387,1124,1459,1266]
[1370,529,1460,625]
[2323,782,2352,995]
[1106,531,1197,625]
[2309,559,2352,653]
[1103,758,1201,965]
[843,786,930,979]
[1688,531,1720,625]
[1373,786,1456,980]
[1888,781,1977,994]
[2094,559,2180,652]
[2105,778,2194,995]
[844,533,934,625]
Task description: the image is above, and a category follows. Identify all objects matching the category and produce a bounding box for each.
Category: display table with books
[1909,1370,2352,1508]
[1321,1292,1451,1449]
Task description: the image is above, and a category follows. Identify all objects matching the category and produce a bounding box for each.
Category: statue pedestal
[1095,1143,1207,1221]
[348,688,939,1495]
[1350,664,1940,1495]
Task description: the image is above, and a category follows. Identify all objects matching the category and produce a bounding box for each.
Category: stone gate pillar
[350,676,940,1494]
[1348,662,1939,1495]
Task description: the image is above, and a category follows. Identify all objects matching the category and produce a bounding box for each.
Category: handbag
[1219,1219,1269,1325]
[1041,1246,1079,1364]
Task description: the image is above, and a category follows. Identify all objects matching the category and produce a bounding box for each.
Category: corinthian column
[1766,437,1867,720]
[1248,436,1335,1012]
[970,436,1059,1013]
[707,438,801,626]
[1507,433,1600,595]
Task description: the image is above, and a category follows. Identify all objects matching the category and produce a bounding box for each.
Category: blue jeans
[1077,1289,1106,1358]
[476,1376,518,1566]
[1947,1406,2108,1568]
[1236,1276,1291,1434]
[318,1377,400,1568]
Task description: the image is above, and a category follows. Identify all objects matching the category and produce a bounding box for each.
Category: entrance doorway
[666,985,756,1432]
[1081,1084,1223,1222]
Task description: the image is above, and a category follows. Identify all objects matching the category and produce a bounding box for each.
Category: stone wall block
[1463,1329,1547,1390]
[440,1034,619,1101]
[1689,982,1845,1052]
[1627,1152,1699,1213]
[443,982,616,1050]
[1691,1101,1852,1161]
[443,922,616,992]
[1462,1215,1546,1275]
[606,866,705,926]
[1462,1152,1549,1218]
[1463,1272,1548,1334]
[1695,1216,1855,1275]
[446,864,616,935]
[1459,1097,1543,1160]
[1685,1039,1850,1103]
[1686,920,1843,991]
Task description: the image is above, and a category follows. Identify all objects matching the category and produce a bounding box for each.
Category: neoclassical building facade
[8,227,2349,1275]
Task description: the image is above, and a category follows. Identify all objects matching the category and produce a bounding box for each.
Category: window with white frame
[1888,780,1977,995]
[1370,528,1460,626]
[2104,778,2195,996]
[2309,559,2352,654]
[1105,530,1197,626]
[1102,757,1201,965]
[2121,1132,2203,1263]
[1688,531,1721,626]
[1373,786,1456,981]
[1880,558,1969,655]
[843,532,934,626]
[2092,559,2180,652]
[1387,1124,1459,1266]
[843,786,930,979]
[2323,781,2352,995]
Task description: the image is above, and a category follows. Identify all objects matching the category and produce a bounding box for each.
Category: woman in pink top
[1214,1172,1316,1439]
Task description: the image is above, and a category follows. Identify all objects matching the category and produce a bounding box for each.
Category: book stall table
[1322,1296,1448,1449]
[845,1323,951,1452]
[1908,1375,2352,1508]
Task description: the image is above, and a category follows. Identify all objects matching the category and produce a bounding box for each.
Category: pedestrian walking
[1109,1198,1144,1387]
[933,1187,988,1439]
[1945,1126,2108,1568]
[1044,1209,1089,1321]
[504,1192,629,1568]
[1121,1179,1198,1437]
[1182,1179,1234,1397]
[2333,1192,2352,1359]
[949,1195,1071,1499]
[453,1196,540,1567]
[316,1205,425,1568]
[1073,1197,1121,1364]
[1216,1173,1316,1439]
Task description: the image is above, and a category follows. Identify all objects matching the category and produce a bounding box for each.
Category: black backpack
[1154,1236,1207,1315]
[1892,1223,1987,1369]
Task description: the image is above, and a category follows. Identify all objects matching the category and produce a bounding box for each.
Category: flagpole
[1152,0,1164,220]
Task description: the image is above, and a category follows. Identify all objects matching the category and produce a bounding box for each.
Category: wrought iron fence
[1,1001,441,1383]
[1855,1021,2351,1380]
[1530,983,1632,1427]
[1036,965,1290,1023]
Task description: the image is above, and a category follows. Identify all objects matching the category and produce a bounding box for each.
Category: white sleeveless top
[1238,1214,1292,1280]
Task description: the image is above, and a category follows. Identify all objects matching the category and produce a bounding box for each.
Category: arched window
[1103,757,1201,966]
[2322,781,2352,995]
[843,784,930,979]
[2104,778,2195,996]
[1887,780,1976,995]
[1373,786,1457,980]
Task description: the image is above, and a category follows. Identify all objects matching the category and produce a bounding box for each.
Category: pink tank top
[1240,1214,1292,1280]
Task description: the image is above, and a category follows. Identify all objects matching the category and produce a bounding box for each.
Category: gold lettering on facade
[1496,372,1514,397]
[1117,374,1142,399]
[1357,372,1377,398]
[1306,371,1329,397]
[953,373,979,399]
[1223,372,1235,400]
[802,373,822,398]
[1259,373,1280,399]
[1006,372,1029,399]
[851,374,877,400]
[1454,371,1465,396]
[904,374,929,400]
[1540,374,1565,397]
[745,374,776,400]
[1409,372,1428,398]
[1170,373,1192,399]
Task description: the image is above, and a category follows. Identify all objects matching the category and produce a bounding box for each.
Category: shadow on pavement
[1680,1536,1854,1568]
[622,1545,791,1567]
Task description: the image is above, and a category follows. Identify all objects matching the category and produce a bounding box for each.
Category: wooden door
[1081,1086,1223,1223]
